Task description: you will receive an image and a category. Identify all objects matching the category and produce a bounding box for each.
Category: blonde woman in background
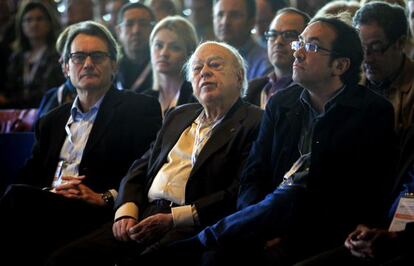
[144,15,199,116]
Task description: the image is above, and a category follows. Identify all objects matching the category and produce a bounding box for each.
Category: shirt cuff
[109,189,118,201]
[114,202,139,221]
[171,204,197,227]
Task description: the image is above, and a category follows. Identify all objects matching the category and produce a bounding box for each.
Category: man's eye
[193,66,202,72]
[74,55,86,60]
[209,61,222,68]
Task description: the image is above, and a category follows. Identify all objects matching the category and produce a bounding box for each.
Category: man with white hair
[46,41,263,266]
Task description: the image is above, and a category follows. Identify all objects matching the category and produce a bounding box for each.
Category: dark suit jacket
[244,76,295,107]
[142,81,197,114]
[116,99,263,226]
[244,77,269,107]
[18,88,162,193]
[197,84,398,257]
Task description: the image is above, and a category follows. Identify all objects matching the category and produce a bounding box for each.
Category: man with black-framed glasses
[0,21,162,265]
[353,2,414,136]
[245,7,310,109]
[164,16,397,266]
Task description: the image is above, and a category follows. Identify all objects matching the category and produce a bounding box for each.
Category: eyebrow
[192,56,225,65]
[362,40,385,46]
[299,35,322,43]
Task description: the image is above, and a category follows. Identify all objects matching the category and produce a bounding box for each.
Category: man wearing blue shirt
[0,21,162,266]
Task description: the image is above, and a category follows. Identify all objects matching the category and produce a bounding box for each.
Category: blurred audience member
[0,0,16,102]
[254,0,287,48]
[102,0,129,37]
[36,26,76,121]
[360,0,406,8]
[246,7,309,108]
[2,0,64,108]
[314,0,360,20]
[148,0,177,21]
[61,0,95,27]
[144,16,198,116]
[183,0,215,42]
[213,0,273,80]
[115,2,156,92]
[296,0,329,17]
[354,2,414,137]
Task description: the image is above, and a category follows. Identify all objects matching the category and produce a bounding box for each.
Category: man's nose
[82,56,95,68]
[200,65,212,78]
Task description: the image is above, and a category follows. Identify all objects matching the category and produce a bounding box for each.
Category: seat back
[0,132,35,194]
[0,109,38,133]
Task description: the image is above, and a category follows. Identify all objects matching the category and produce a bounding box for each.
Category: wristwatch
[101,190,114,207]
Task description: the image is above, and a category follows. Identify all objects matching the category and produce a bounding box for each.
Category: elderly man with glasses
[0,21,162,265]
[353,2,414,137]
[165,16,398,266]
[245,7,310,109]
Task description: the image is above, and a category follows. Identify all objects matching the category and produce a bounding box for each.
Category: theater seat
[0,132,35,194]
[0,108,38,133]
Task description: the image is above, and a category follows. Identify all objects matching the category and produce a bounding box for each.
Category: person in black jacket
[0,21,162,266]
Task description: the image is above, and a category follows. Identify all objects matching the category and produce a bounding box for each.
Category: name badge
[389,193,414,232]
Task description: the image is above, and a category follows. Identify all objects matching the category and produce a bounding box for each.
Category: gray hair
[63,21,120,64]
[185,41,248,96]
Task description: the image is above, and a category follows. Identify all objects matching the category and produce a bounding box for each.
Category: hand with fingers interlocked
[52,175,106,206]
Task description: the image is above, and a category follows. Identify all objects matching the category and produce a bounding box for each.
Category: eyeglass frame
[264,30,300,42]
[291,40,339,55]
[68,51,113,65]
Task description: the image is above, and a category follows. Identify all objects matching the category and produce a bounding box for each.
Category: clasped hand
[52,175,104,206]
[112,213,174,246]
[344,224,400,260]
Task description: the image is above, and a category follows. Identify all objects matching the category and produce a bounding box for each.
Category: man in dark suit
[0,21,162,266]
[45,41,263,266]
[166,17,398,266]
[294,126,414,266]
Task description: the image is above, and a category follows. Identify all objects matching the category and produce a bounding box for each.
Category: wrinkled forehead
[191,43,234,65]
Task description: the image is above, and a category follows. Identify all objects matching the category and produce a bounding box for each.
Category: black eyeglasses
[264,30,300,42]
[69,51,112,65]
[362,41,392,56]
[291,40,337,54]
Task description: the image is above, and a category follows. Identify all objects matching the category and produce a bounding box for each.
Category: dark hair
[311,17,363,86]
[214,0,256,20]
[14,1,61,52]
[265,0,288,11]
[277,7,311,26]
[353,2,408,44]
[63,21,119,63]
[117,2,156,25]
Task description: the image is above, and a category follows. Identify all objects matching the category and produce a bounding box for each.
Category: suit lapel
[50,105,72,162]
[82,88,119,159]
[190,99,245,175]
